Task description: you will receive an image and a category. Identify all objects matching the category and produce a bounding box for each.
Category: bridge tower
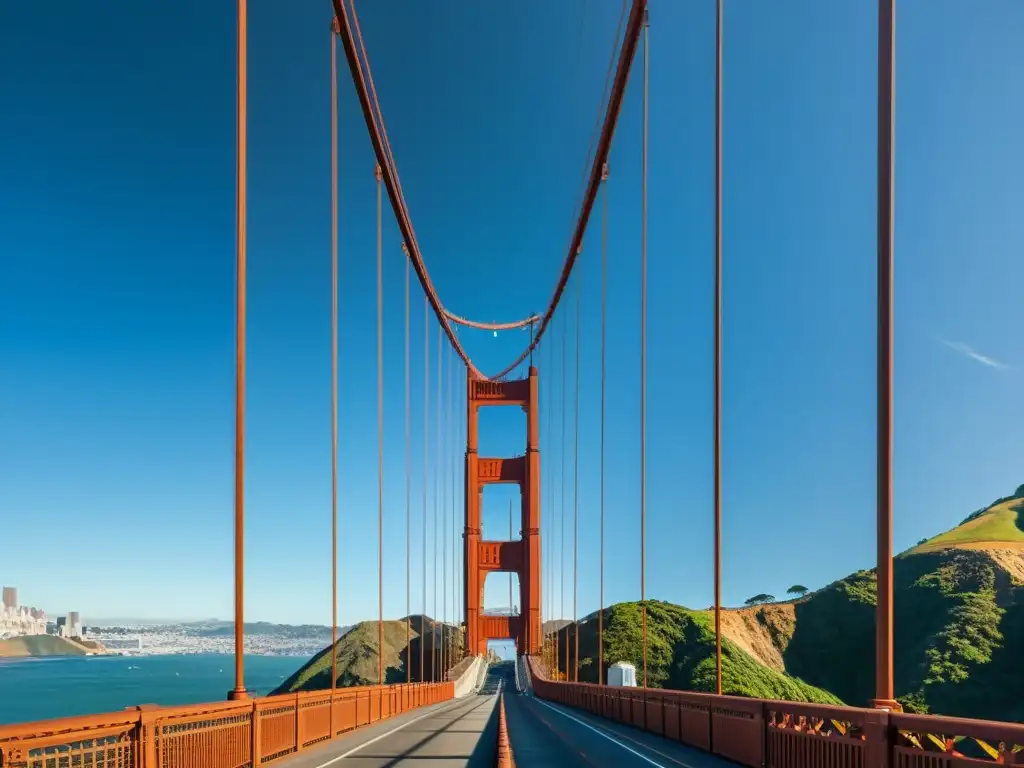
[464,366,542,658]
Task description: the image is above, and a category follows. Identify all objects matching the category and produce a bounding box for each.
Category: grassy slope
[272,616,464,694]
[551,600,841,705]
[910,495,1024,553]
[0,635,91,657]
[775,485,1024,721]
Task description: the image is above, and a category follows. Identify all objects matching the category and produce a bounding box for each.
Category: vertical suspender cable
[404,251,411,683]
[639,8,649,692]
[561,306,568,679]
[434,324,442,680]
[712,0,724,697]
[422,293,429,682]
[441,343,448,678]
[509,499,514,619]
[330,18,340,705]
[873,0,897,711]
[573,271,580,683]
[448,343,455,670]
[599,162,608,685]
[375,164,384,689]
[229,0,248,702]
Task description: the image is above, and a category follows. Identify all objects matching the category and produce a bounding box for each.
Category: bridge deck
[503,670,735,768]
[277,673,500,768]
[279,663,734,767]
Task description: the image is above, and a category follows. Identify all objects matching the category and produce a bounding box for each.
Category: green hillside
[781,549,1024,721]
[549,600,841,705]
[0,634,92,658]
[545,483,1024,723]
[272,615,464,694]
[910,490,1024,554]
[747,483,1024,721]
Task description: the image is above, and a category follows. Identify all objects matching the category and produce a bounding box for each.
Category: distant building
[0,590,47,638]
[68,612,81,637]
[607,662,637,687]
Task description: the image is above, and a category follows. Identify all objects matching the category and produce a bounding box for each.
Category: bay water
[0,654,306,725]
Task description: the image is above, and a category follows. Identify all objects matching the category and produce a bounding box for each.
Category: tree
[744,593,774,606]
[786,585,809,598]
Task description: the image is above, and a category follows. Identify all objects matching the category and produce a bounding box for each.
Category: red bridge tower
[464,366,542,658]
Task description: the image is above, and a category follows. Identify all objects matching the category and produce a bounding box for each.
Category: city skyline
[2,1,1022,626]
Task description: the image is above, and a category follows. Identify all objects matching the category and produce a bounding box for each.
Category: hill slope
[548,600,841,705]
[272,615,463,694]
[719,484,1024,722]
[0,635,96,657]
[910,488,1024,555]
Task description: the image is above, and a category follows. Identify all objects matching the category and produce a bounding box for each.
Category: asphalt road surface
[501,663,736,768]
[278,669,501,768]
[279,662,735,767]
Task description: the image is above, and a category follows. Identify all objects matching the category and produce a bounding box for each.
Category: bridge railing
[526,657,1024,767]
[0,681,453,768]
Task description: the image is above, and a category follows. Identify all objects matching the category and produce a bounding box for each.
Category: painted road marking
[313,686,497,767]
[534,697,700,768]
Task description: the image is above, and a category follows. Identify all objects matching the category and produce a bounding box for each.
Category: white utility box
[607,661,637,687]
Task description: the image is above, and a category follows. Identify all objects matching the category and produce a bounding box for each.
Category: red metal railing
[527,657,1024,767]
[0,682,453,768]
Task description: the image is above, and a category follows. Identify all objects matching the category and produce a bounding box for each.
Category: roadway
[280,662,735,767]
[502,663,736,768]
[278,670,501,768]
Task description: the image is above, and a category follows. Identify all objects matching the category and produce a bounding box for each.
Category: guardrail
[0,682,453,768]
[526,657,1024,767]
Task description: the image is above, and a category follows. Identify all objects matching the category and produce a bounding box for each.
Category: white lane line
[533,697,697,768]
[312,693,487,767]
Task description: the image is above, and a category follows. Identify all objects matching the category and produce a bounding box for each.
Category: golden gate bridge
[1,0,1021,766]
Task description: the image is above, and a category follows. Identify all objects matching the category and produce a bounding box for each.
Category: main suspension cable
[442,309,540,332]
[639,10,649,692]
[330,0,647,381]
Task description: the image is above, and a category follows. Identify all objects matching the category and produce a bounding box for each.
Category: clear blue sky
[1,1,1021,629]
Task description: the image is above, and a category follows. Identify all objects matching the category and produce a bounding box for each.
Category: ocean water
[0,654,306,725]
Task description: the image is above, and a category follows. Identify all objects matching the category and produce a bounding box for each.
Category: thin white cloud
[939,338,1009,370]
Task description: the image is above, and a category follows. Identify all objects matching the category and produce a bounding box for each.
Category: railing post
[134,705,159,768]
[251,698,261,767]
[294,693,303,752]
